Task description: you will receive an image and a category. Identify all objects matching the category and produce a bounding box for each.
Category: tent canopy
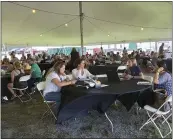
[2,1,172,46]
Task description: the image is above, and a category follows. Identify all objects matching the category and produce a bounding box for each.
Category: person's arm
[133,72,144,79]
[51,78,74,87]
[11,71,15,83]
[133,66,144,79]
[153,67,165,84]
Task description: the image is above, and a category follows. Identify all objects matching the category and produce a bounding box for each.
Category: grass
[1,93,172,138]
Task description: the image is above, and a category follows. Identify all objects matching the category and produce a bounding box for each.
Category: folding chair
[140,95,172,138]
[37,82,57,120]
[117,65,127,77]
[32,70,45,94]
[12,75,32,103]
[42,70,46,77]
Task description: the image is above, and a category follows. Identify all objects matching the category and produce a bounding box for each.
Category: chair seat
[12,86,28,91]
[144,105,170,115]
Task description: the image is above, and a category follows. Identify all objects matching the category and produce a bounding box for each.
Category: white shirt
[43,71,65,96]
[72,68,93,80]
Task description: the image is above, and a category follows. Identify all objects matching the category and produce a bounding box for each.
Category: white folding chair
[117,65,127,77]
[42,70,46,77]
[12,75,32,103]
[140,95,172,138]
[37,82,57,120]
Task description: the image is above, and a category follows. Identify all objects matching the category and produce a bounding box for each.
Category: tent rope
[9,2,79,17]
[84,15,172,30]
[15,17,79,43]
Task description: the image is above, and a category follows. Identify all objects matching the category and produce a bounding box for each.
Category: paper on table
[96,74,107,78]
[137,81,151,85]
[101,84,109,88]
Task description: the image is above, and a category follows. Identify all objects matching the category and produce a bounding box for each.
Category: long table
[57,79,153,124]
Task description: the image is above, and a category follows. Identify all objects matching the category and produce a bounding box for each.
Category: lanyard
[58,74,62,82]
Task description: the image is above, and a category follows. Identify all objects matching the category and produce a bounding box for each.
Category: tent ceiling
[2,1,172,46]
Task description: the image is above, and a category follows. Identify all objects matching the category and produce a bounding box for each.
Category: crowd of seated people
[1,47,172,109]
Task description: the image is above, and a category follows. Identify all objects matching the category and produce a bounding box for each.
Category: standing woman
[67,48,80,72]
[43,62,76,110]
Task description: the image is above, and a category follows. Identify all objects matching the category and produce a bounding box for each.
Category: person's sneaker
[29,88,35,95]
[3,96,8,101]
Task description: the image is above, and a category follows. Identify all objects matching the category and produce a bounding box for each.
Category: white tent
[2,1,172,46]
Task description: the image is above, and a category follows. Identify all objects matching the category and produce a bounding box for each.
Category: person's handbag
[152,89,170,111]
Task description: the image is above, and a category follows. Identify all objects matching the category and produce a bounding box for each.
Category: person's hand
[157,67,164,73]
[71,80,77,84]
[128,75,133,79]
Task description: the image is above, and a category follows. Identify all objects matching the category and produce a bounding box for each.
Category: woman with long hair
[7,61,25,100]
[153,60,172,96]
[72,58,94,80]
[43,61,76,110]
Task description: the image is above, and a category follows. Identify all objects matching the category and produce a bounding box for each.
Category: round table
[58,79,153,123]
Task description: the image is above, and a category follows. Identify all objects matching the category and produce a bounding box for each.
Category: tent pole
[79,2,84,56]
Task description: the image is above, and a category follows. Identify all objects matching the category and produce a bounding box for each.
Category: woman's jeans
[27,77,41,92]
[44,92,61,111]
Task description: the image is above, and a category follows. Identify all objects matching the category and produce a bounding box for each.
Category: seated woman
[72,58,94,80]
[1,58,13,72]
[43,61,76,110]
[23,62,31,75]
[153,60,172,96]
[7,61,26,100]
[151,60,172,111]
[124,58,144,79]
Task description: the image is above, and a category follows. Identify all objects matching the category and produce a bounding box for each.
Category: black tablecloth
[88,64,120,75]
[57,79,153,123]
[1,75,12,99]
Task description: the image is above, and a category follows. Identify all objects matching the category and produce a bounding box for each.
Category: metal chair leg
[44,103,57,120]
[105,112,114,133]
[162,113,172,124]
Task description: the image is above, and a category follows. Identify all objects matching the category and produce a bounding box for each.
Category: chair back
[117,65,127,71]
[37,81,46,91]
[117,65,127,76]
[42,70,46,77]
[19,75,31,82]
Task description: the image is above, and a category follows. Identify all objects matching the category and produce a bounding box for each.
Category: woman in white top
[72,58,94,80]
[43,61,76,110]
